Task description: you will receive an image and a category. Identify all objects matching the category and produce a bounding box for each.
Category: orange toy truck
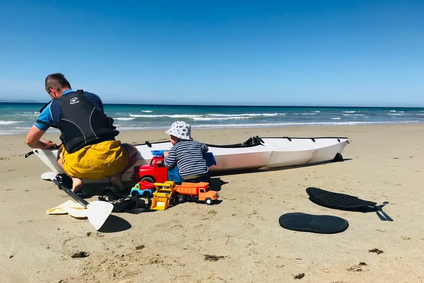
[174,182,219,205]
[150,181,219,209]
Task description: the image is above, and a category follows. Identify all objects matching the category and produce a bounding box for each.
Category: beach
[1,124,423,283]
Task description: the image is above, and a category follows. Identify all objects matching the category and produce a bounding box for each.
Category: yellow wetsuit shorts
[62,140,128,180]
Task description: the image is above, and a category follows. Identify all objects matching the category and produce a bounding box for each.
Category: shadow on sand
[98,215,132,233]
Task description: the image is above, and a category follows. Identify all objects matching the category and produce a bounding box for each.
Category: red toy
[133,152,215,184]
[130,180,156,198]
[132,156,168,184]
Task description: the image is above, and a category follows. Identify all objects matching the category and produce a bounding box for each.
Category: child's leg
[183,171,211,183]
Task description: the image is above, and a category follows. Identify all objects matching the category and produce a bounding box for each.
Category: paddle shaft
[52,179,89,207]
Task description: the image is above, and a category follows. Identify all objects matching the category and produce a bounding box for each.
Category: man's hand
[164,151,169,157]
[43,140,58,149]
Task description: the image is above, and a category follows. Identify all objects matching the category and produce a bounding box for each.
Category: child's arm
[164,149,176,169]
[201,143,208,153]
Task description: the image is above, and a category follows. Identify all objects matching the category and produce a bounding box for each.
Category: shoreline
[1,124,424,282]
[1,121,423,138]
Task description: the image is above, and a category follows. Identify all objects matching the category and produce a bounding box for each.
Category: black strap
[25,151,34,158]
[36,119,50,125]
[36,119,59,129]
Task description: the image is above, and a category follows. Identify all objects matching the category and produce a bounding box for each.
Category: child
[164,121,210,183]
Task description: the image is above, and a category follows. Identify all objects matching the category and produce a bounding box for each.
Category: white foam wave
[7,112,40,117]
[191,120,422,128]
[262,113,283,116]
[10,126,30,131]
[342,113,367,116]
[208,113,283,117]
[0,121,19,125]
[192,116,250,121]
[114,117,136,121]
[129,114,162,118]
[129,114,202,119]
[296,113,318,116]
[0,126,60,136]
[168,114,202,119]
[129,113,286,119]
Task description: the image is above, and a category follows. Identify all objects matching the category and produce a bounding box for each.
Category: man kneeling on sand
[25,73,138,195]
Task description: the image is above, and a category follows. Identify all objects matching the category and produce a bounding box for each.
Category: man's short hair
[45,73,71,93]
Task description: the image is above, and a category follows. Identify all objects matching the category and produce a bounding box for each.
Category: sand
[1,124,424,283]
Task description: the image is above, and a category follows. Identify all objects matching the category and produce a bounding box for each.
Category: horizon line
[0,100,423,109]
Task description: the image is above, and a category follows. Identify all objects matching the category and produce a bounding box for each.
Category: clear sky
[0,0,423,106]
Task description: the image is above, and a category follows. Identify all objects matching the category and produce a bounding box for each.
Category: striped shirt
[164,140,209,179]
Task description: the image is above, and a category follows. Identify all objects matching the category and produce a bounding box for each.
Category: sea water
[1,102,423,135]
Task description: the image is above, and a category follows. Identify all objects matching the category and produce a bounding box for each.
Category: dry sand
[1,124,424,283]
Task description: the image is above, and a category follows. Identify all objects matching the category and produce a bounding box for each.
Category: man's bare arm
[25,125,57,149]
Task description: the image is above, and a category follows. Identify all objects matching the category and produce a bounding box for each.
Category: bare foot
[71,177,83,193]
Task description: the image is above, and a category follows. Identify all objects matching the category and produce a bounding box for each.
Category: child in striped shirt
[164,121,210,183]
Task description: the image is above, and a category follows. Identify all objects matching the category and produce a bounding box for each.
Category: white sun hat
[166,121,192,140]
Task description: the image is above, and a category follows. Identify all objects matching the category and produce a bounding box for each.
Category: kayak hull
[32,136,348,183]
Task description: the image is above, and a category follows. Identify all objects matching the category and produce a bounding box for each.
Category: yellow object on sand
[150,181,175,211]
[62,140,128,180]
[46,200,88,219]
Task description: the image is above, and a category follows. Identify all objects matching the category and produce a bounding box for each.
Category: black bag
[98,188,151,213]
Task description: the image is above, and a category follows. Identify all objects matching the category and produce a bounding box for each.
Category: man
[25,73,138,194]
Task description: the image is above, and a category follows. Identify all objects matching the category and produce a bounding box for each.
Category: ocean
[1,102,423,135]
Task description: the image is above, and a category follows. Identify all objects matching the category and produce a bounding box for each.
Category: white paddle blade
[42,172,58,181]
[86,201,113,230]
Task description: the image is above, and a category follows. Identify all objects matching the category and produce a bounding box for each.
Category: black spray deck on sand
[279,187,392,234]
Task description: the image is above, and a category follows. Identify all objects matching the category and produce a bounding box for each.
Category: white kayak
[28,136,349,183]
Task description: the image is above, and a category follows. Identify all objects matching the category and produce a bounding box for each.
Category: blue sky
[0,0,423,106]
